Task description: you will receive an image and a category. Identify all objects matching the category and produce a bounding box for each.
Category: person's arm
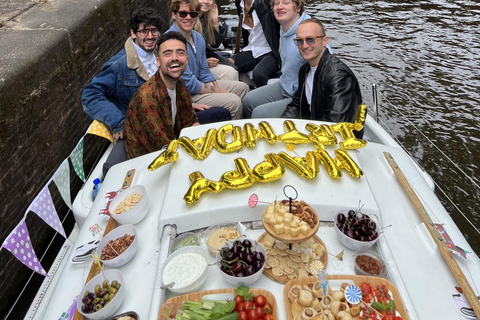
[81,62,125,133]
[324,72,361,123]
[282,89,300,118]
[199,81,228,94]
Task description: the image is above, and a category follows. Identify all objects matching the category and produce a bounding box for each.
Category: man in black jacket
[282,18,362,126]
[228,0,280,88]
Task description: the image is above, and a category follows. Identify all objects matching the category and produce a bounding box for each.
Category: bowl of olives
[216,238,266,286]
[77,269,125,319]
[334,209,380,251]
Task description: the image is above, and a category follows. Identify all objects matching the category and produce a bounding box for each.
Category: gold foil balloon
[258,121,278,144]
[243,123,258,148]
[220,158,255,189]
[252,153,286,182]
[278,120,311,144]
[315,145,342,179]
[147,140,179,171]
[277,151,319,179]
[215,124,244,153]
[330,122,367,150]
[178,128,216,160]
[334,148,363,178]
[354,104,367,132]
[306,123,338,146]
[184,171,224,205]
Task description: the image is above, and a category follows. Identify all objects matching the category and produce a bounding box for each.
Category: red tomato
[238,311,249,320]
[248,309,260,320]
[234,295,245,313]
[254,294,267,307]
[254,306,266,318]
[264,314,274,320]
[242,301,253,312]
[264,302,273,314]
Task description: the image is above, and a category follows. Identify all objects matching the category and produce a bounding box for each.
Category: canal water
[218,0,480,253]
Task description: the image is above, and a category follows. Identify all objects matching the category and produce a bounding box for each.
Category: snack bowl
[171,232,199,252]
[334,210,380,251]
[77,269,125,319]
[97,224,138,267]
[204,221,241,257]
[353,251,386,277]
[110,185,148,225]
[216,238,266,286]
[161,246,209,294]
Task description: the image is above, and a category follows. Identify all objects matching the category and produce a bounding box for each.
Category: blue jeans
[230,51,279,88]
[242,81,292,118]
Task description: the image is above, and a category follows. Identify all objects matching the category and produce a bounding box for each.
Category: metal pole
[372,84,379,122]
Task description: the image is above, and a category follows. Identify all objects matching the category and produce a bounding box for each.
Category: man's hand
[201,81,229,94]
[207,57,219,68]
[113,130,124,142]
[192,103,212,111]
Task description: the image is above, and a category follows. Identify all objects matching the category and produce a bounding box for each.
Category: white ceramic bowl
[216,238,266,286]
[204,221,240,257]
[161,246,209,294]
[96,224,138,267]
[334,211,380,251]
[353,251,386,277]
[109,185,148,225]
[77,269,125,320]
[171,232,199,252]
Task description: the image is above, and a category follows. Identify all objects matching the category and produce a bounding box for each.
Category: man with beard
[124,32,200,159]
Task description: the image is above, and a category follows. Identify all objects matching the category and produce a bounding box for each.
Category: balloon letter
[277,151,319,179]
[252,153,286,182]
[243,123,258,148]
[334,148,363,178]
[215,124,244,153]
[258,121,278,144]
[278,120,311,145]
[220,158,255,189]
[184,171,224,205]
[330,122,367,150]
[178,128,216,160]
[148,140,179,171]
[306,123,337,146]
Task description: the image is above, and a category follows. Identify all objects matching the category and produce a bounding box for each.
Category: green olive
[108,287,117,295]
[109,293,116,301]
[95,304,103,311]
[94,284,101,295]
[103,293,110,302]
[84,290,90,297]
[111,280,118,288]
[92,297,101,304]
[102,280,109,288]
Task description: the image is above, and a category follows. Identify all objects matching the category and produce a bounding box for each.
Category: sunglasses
[175,10,200,18]
[293,36,325,46]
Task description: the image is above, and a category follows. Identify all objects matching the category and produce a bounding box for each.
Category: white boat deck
[34,118,479,320]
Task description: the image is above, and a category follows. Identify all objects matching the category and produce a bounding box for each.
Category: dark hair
[299,18,326,35]
[157,31,187,54]
[129,8,162,33]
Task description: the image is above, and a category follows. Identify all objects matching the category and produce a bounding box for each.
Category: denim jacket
[81,38,149,133]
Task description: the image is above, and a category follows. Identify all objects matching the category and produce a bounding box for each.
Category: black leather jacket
[282,51,362,124]
[235,0,281,66]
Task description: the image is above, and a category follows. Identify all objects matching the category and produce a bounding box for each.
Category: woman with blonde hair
[195,0,239,80]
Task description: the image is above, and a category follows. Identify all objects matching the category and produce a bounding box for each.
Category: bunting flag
[2,219,48,277]
[87,120,113,143]
[53,160,72,210]
[29,185,67,238]
[71,139,86,182]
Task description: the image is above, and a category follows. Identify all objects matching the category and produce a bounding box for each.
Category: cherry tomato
[264,314,274,320]
[234,295,245,313]
[254,294,267,307]
[241,301,253,312]
[264,302,273,314]
[248,309,260,320]
[254,306,266,318]
[238,311,249,320]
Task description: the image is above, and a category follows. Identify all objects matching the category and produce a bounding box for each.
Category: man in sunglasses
[167,0,249,120]
[282,18,362,135]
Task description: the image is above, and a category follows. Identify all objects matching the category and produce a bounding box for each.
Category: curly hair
[129,8,163,33]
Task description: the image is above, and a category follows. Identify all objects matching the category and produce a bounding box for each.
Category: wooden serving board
[262,202,320,243]
[158,288,279,320]
[258,232,328,284]
[283,275,410,320]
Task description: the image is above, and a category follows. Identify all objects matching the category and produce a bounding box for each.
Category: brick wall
[0,0,171,318]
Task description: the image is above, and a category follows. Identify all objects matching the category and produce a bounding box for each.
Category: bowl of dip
[171,232,199,252]
[161,246,209,293]
[353,251,386,277]
[205,221,241,257]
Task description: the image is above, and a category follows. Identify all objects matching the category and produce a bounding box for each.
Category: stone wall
[0,0,171,318]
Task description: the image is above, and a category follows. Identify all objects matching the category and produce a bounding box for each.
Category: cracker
[271,266,284,277]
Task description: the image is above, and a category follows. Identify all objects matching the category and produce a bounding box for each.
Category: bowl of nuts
[97,224,138,267]
[110,185,148,225]
[77,269,125,319]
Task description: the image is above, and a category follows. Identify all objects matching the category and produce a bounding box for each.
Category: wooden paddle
[72,169,135,320]
[235,13,243,54]
[384,152,480,318]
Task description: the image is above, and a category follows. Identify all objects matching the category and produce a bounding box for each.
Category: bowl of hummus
[204,221,241,257]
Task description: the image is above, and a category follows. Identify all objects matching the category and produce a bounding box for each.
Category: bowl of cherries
[216,238,266,286]
[334,209,380,251]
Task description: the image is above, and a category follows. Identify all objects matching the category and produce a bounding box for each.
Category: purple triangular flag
[2,219,48,277]
[29,185,66,238]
